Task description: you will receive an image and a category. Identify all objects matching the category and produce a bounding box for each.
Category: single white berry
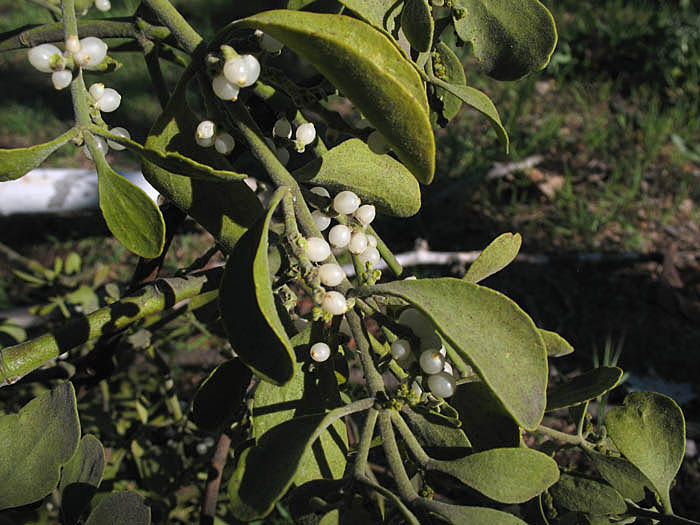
[312,210,331,231]
[390,339,411,361]
[196,120,216,140]
[224,54,261,88]
[74,37,108,69]
[367,234,377,248]
[65,35,80,54]
[214,132,235,154]
[51,70,72,90]
[333,190,360,215]
[348,231,368,254]
[305,237,331,262]
[310,342,331,362]
[89,82,105,100]
[94,0,111,11]
[82,136,108,160]
[258,31,284,53]
[242,54,261,87]
[196,442,208,455]
[419,350,445,375]
[212,74,239,101]
[310,186,330,199]
[107,127,130,150]
[28,44,62,73]
[398,308,434,338]
[322,291,347,316]
[328,224,351,248]
[276,147,290,166]
[354,204,376,227]
[358,246,381,267]
[273,118,292,139]
[443,361,453,375]
[318,263,345,287]
[427,372,457,398]
[367,130,392,154]
[295,122,316,146]
[96,88,121,112]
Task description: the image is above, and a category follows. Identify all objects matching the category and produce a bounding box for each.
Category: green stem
[28,0,61,16]
[378,409,419,502]
[366,225,403,278]
[626,505,700,525]
[143,41,171,108]
[391,409,430,466]
[346,310,385,396]
[353,407,378,478]
[60,0,77,36]
[143,0,201,54]
[536,424,591,448]
[354,476,421,525]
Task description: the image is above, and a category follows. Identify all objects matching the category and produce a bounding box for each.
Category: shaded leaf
[356,278,547,430]
[452,0,558,81]
[464,232,521,283]
[402,407,471,460]
[0,127,78,181]
[432,42,466,122]
[587,450,653,503]
[220,188,296,385]
[234,10,436,184]
[429,448,559,503]
[337,0,401,31]
[541,329,574,357]
[293,138,421,217]
[192,358,252,431]
[59,435,105,525]
[421,499,527,525]
[0,383,80,510]
[549,473,626,515]
[401,0,433,52]
[546,367,622,412]
[605,391,685,513]
[85,491,150,525]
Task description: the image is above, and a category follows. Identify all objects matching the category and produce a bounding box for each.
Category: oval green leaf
[293,138,421,217]
[549,473,627,515]
[85,491,150,525]
[192,358,252,431]
[464,232,522,283]
[587,450,653,503]
[338,0,401,31]
[541,329,574,357]
[432,42,466,123]
[452,0,558,81]
[605,391,685,513]
[546,367,623,412]
[356,278,547,429]
[0,382,80,510]
[220,188,296,385]
[0,127,79,181]
[428,448,559,503]
[94,154,165,258]
[59,435,105,525]
[234,10,436,184]
[420,499,528,525]
[401,0,434,52]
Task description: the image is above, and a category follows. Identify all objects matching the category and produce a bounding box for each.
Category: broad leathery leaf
[546,367,622,412]
[464,232,521,283]
[192,358,252,431]
[94,154,165,258]
[356,278,547,429]
[85,491,150,525]
[587,451,653,503]
[0,382,80,510]
[220,188,296,385]
[421,499,527,525]
[402,407,471,460]
[432,81,508,152]
[605,391,685,513]
[432,42,466,122]
[549,473,626,515]
[234,11,436,184]
[0,127,79,181]
[337,0,400,31]
[142,74,262,253]
[293,138,421,217]
[429,448,559,503]
[452,0,557,81]
[541,329,574,357]
[59,435,105,525]
[401,0,433,52]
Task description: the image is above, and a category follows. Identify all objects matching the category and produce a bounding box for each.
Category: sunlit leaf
[546,367,622,411]
[432,42,466,123]
[587,450,653,503]
[337,0,401,31]
[85,491,150,525]
[549,473,626,515]
[401,0,433,52]
[192,358,252,431]
[420,499,528,525]
[0,127,79,181]
[59,435,105,525]
[540,329,574,357]
[463,232,521,283]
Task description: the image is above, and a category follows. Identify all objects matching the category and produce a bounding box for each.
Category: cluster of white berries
[28,36,108,90]
[270,117,316,163]
[212,53,261,102]
[390,308,457,398]
[81,82,130,159]
[195,120,235,155]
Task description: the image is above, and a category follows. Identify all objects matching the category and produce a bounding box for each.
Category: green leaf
[337,0,401,31]
[429,448,559,503]
[432,42,466,122]
[402,407,471,460]
[540,329,574,357]
[464,232,521,283]
[94,154,165,258]
[59,435,105,525]
[0,127,79,181]
[355,278,547,430]
[220,188,296,385]
[142,73,262,253]
[235,10,436,184]
[64,252,82,275]
[452,0,558,81]
[85,491,150,525]
[587,451,653,503]
[401,0,434,52]
[546,367,623,412]
[605,391,685,513]
[0,382,80,510]
[192,358,252,431]
[293,138,421,217]
[549,473,627,515]
[421,500,528,525]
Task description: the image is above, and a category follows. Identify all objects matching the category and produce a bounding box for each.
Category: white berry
[75,37,108,69]
[333,191,360,215]
[305,237,331,262]
[358,246,381,267]
[212,74,239,101]
[196,442,208,455]
[318,263,345,287]
[215,132,235,155]
[94,0,111,11]
[354,204,376,227]
[390,339,411,361]
[367,234,377,248]
[427,372,457,398]
[89,82,105,100]
[65,35,80,54]
[28,44,61,73]
[295,122,316,146]
[310,186,330,199]
[310,342,331,362]
[96,88,121,112]
[312,210,331,231]
[258,31,284,53]
[196,120,216,140]
[223,56,247,85]
[82,136,108,160]
[398,308,434,338]
[241,54,261,87]
[348,231,368,254]
[443,361,453,375]
[328,224,351,248]
[273,118,292,139]
[322,291,347,316]
[51,70,72,90]
[367,130,392,154]
[107,127,130,150]
[419,350,445,375]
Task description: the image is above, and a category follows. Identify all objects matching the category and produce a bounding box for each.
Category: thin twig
[200,432,232,525]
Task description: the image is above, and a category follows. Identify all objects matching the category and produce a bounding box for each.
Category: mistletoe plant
[0,0,694,523]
